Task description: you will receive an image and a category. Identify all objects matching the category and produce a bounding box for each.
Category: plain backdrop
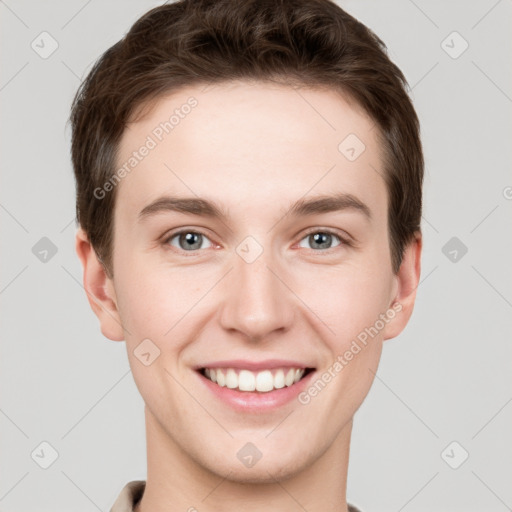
[1,1,511,511]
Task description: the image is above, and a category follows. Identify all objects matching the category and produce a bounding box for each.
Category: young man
[70,0,423,510]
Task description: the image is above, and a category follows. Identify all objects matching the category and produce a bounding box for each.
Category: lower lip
[196,369,316,413]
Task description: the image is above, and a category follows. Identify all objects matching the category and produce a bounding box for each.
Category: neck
[135,406,353,512]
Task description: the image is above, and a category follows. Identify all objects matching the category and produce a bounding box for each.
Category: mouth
[197,366,316,393]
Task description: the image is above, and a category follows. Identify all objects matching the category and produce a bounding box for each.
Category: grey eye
[168,231,213,251]
[298,232,342,250]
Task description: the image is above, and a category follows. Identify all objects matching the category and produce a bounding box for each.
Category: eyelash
[162,228,352,256]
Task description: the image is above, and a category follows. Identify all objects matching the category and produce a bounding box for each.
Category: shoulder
[110,480,146,512]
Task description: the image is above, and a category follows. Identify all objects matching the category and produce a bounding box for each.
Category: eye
[164,230,213,252]
[163,228,350,254]
[297,229,347,251]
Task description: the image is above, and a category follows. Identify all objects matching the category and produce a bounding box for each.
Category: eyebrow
[138,192,372,222]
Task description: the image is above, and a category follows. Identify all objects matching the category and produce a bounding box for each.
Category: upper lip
[194,359,315,372]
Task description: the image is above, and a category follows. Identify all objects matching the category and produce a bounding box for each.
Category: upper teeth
[204,367,306,392]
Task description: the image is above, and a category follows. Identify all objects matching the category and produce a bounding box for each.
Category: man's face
[96,81,413,481]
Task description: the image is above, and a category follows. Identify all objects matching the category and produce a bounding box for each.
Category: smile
[200,367,315,393]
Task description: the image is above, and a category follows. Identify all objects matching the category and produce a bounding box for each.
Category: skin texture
[76,81,421,512]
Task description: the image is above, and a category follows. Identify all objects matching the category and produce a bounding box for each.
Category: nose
[218,249,295,343]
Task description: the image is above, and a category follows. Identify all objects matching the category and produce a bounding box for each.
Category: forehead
[115,81,387,223]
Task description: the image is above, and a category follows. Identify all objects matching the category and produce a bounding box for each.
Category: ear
[382,231,422,341]
[75,228,125,341]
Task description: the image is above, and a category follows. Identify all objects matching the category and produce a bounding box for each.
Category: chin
[200,451,308,484]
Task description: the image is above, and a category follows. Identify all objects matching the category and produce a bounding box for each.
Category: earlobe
[383,232,422,341]
[75,228,125,341]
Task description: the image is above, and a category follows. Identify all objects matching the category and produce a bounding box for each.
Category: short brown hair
[70,0,423,277]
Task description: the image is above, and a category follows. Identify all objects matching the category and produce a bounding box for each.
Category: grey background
[1,0,511,511]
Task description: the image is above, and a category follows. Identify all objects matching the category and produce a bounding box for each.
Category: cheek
[292,262,394,347]
[114,259,210,342]
[113,265,193,406]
